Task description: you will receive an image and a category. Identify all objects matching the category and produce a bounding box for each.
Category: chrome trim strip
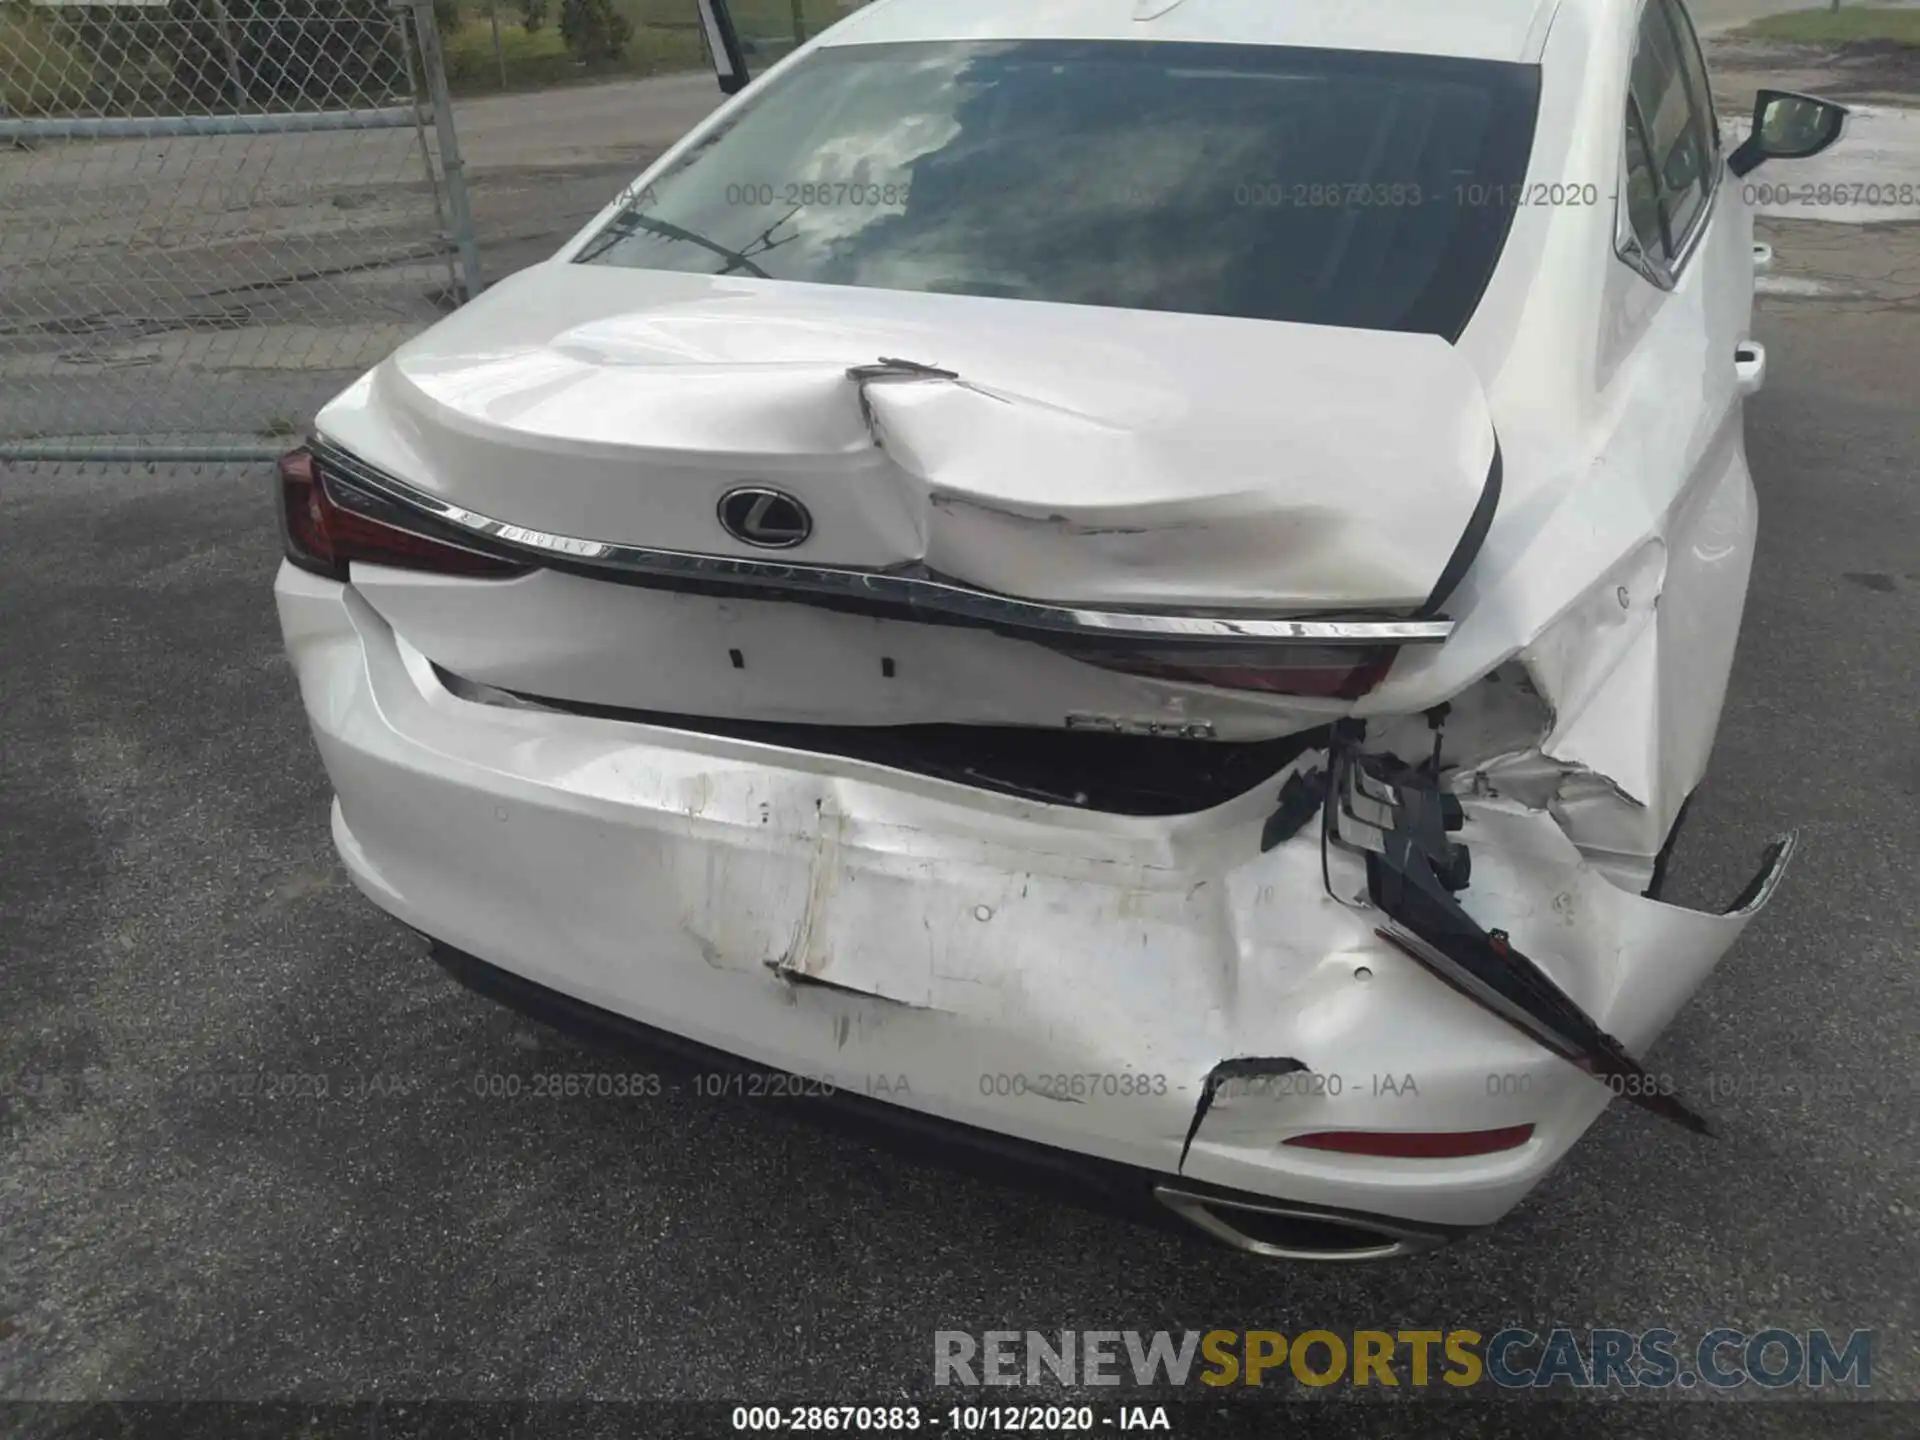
[311,438,1454,649]
[1152,1185,1450,1263]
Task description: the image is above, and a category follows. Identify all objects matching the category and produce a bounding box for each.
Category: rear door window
[578,40,1542,340]
[1626,0,1718,264]
[1623,102,1668,261]
[1663,0,1720,152]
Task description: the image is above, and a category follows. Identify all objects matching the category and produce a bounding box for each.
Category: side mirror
[697,0,751,95]
[1728,89,1848,178]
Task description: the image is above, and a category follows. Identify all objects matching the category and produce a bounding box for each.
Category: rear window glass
[577,40,1541,339]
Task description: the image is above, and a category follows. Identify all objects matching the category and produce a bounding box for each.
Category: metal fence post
[402,0,485,300]
[206,0,251,110]
[489,0,508,89]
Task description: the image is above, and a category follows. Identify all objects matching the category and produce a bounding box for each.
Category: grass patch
[5,1,864,109]
[0,8,108,116]
[443,12,705,93]
[442,0,856,93]
[1738,4,1920,47]
[628,0,853,41]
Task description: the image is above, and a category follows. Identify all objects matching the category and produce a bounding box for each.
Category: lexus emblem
[717,486,812,549]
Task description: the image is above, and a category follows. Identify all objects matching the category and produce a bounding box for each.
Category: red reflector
[1283,1125,1536,1158]
[276,446,527,581]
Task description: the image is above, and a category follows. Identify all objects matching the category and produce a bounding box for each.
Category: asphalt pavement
[2,20,1919,1436]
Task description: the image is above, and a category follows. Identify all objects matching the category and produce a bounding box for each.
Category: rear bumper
[278,561,1786,1245]
[428,937,1467,1261]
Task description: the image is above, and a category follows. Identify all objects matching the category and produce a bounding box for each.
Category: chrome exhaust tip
[1152,1185,1451,1263]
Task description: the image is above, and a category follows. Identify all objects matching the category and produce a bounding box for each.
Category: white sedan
[274,0,1844,1259]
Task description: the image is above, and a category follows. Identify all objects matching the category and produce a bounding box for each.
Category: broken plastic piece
[1180,1056,1309,1172]
[1327,743,1716,1134]
[1424,701,1451,777]
[1260,768,1327,853]
[845,356,962,383]
[763,958,924,1007]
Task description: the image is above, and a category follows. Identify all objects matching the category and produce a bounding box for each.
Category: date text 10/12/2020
[729,1406,1170,1432]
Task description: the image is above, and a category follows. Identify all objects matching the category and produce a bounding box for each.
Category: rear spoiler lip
[309,436,1455,650]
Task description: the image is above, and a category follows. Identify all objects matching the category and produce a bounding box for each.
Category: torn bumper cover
[280,568,1795,1256]
[1314,733,1794,1137]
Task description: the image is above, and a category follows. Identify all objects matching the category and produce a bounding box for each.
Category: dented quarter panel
[1369,1,1760,874]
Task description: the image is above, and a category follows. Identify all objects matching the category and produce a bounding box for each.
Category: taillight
[1282,1125,1535,1158]
[276,447,529,582]
[1062,644,1399,701]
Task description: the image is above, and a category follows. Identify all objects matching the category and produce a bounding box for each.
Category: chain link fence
[0,0,883,462]
[0,0,479,461]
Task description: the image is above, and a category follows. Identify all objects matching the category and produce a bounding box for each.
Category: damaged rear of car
[274,0,1794,1259]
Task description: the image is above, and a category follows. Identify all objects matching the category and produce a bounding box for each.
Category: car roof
[818,0,1566,63]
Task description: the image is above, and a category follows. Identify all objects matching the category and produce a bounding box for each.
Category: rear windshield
[577,40,1541,339]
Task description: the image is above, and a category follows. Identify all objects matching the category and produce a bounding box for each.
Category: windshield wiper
[574,209,772,278]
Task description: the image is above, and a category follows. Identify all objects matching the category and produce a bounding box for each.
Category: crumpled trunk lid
[318,263,1497,737]
[320,263,1497,612]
